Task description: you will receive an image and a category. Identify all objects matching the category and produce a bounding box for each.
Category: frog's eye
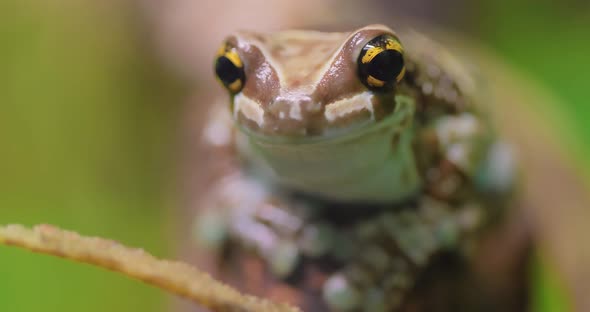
[214,43,246,94]
[357,34,405,91]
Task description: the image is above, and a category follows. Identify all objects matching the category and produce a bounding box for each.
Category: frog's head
[214,24,410,141]
[213,25,418,202]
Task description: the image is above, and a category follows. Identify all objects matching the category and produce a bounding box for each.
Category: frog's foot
[192,173,269,251]
[192,173,315,278]
[322,198,485,312]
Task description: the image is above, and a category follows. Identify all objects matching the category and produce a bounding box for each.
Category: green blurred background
[0,0,587,311]
[0,1,181,311]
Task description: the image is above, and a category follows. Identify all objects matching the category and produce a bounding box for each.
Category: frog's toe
[323,273,362,312]
[192,210,229,250]
[267,240,301,279]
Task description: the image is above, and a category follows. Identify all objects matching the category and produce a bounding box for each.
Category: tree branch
[0,224,299,312]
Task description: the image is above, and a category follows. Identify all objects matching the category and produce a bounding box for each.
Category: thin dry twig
[0,224,300,312]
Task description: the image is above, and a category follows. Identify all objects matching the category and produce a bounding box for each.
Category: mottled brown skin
[181,26,531,312]
[179,206,530,312]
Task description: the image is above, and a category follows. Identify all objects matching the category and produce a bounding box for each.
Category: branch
[0,224,299,312]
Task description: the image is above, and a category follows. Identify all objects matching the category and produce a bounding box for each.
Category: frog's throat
[238,96,421,203]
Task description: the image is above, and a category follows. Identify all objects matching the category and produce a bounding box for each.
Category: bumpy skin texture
[190,27,529,312]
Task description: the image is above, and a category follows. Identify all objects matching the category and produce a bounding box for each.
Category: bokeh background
[1,0,588,311]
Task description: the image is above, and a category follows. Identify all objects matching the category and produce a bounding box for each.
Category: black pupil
[367,49,403,81]
[215,56,242,86]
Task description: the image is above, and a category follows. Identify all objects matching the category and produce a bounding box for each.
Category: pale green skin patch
[238,95,420,203]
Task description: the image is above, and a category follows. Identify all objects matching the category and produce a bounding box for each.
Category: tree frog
[195,24,518,311]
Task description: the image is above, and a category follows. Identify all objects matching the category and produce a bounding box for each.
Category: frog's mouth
[236,95,418,202]
[236,95,414,146]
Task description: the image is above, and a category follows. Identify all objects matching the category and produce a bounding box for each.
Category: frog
[193,24,519,312]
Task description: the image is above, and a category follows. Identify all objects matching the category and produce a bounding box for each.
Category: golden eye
[357,34,405,91]
[214,43,245,94]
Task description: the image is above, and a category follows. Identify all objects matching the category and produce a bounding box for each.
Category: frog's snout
[268,93,319,121]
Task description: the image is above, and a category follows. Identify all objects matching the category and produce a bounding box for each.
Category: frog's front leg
[194,171,314,280]
[414,110,515,203]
